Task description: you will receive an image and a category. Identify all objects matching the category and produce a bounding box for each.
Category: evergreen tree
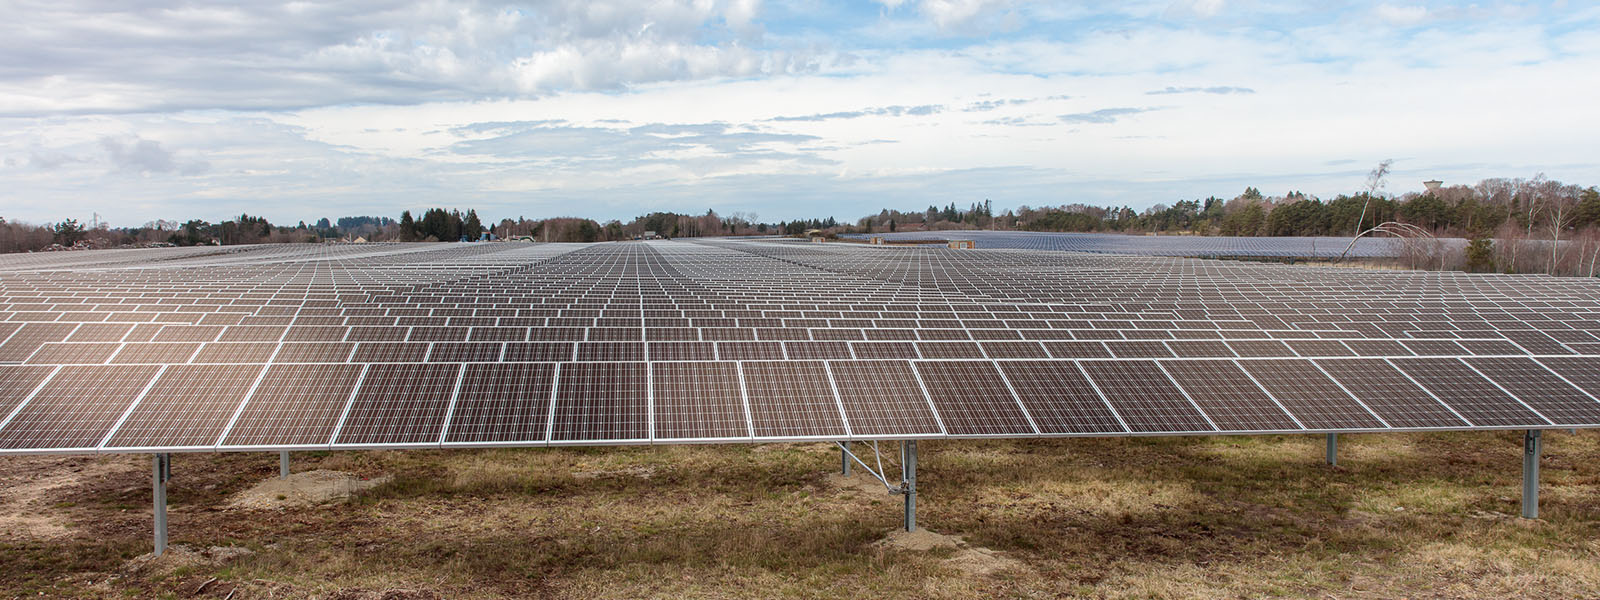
[398,210,415,241]
[53,219,85,245]
[464,209,482,240]
[1465,236,1495,273]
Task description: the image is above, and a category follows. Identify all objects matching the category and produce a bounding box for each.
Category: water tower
[1423,179,1442,192]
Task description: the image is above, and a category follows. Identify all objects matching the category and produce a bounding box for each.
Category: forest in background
[4,171,1598,276]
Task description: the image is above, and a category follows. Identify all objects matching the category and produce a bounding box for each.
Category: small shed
[869,236,885,245]
[947,240,975,249]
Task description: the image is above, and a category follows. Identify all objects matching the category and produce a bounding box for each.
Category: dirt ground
[4,432,1600,599]
[227,470,391,510]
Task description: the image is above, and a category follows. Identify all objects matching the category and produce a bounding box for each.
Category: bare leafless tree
[1587,228,1600,278]
[1355,159,1392,231]
[0,218,57,253]
[1506,174,1548,270]
[1336,159,1393,262]
[1474,178,1512,211]
[1544,183,1582,275]
[1573,226,1600,278]
[1495,220,1530,273]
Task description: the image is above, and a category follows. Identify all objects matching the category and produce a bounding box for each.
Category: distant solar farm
[840,230,1467,258]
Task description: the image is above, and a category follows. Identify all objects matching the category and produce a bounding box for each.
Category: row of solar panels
[10,270,1597,293]
[2,356,1598,454]
[2,317,1592,349]
[0,242,564,272]
[16,323,1572,343]
[34,295,1577,314]
[11,307,1589,335]
[2,337,1574,367]
[4,324,1594,362]
[6,281,1593,312]
[0,309,1439,326]
[6,318,1585,343]
[11,266,1597,302]
[5,313,1591,345]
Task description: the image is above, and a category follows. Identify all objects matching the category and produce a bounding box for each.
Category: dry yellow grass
[3,432,1600,598]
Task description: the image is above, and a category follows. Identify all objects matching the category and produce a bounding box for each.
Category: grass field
[4,432,1600,599]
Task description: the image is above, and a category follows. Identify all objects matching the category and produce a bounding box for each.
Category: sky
[2,1,1597,228]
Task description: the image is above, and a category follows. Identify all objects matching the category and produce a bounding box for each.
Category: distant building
[869,236,885,245]
[947,240,975,249]
[1424,180,1443,192]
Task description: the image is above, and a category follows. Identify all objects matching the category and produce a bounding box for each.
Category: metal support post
[901,440,918,532]
[280,450,290,479]
[1523,430,1542,519]
[840,442,851,476]
[153,453,170,556]
[1326,433,1337,466]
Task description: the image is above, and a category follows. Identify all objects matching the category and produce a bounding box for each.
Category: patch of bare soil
[0,455,140,539]
[226,470,390,509]
[125,543,255,576]
[826,472,896,496]
[874,529,1028,577]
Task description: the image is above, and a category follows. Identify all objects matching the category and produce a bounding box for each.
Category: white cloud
[2,1,1599,227]
[98,135,209,176]
[1166,0,1225,19]
[861,0,1019,34]
[0,0,808,116]
[920,0,1008,30]
[1375,4,1429,26]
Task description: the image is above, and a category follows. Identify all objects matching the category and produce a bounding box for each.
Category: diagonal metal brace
[835,441,908,495]
[835,440,921,531]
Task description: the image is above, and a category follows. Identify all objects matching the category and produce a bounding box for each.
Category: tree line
[854,180,1599,240]
[5,172,1597,276]
[844,175,1599,276]
[0,208,775,250]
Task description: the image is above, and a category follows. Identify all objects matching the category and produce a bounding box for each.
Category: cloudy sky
[2,1,1597,227]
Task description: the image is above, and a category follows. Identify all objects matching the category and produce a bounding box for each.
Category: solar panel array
[1,238,1598,454]
[841,230,1467,258]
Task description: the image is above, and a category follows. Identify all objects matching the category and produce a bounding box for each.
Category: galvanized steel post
[1326,433,1337,466]
[1523,430,1542,519]
[901,440,917,532]
[280,450,290,479]
[153,453,170,556]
